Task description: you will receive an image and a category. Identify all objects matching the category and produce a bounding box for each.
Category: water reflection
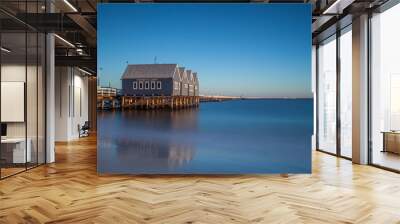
[120,108,199,130]
[98,108,199,173]
[113,137,195,168]
[98,100,313,174]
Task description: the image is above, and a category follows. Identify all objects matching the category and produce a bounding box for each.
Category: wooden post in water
[174,97,177,109]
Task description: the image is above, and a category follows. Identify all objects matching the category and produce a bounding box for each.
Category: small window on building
[151,81,155,90]
[139,81,143,89]
[133,81,138,90]
[145,81,149,89]
[157,81,162,89]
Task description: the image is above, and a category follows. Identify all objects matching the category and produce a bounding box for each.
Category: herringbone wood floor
[1,135,400,224]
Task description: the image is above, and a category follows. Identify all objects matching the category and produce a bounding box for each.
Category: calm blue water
[97,99,313,174]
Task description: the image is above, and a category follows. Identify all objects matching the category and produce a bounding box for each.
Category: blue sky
[98,4,311,98]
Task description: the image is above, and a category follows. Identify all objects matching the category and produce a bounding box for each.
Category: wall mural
[97,3,313,174]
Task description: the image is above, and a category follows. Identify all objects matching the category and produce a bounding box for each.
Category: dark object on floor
[79,121,90,138]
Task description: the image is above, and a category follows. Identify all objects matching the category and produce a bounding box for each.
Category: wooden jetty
[98,96,200,110]
[97,95,120,110]
[121,96,200,110]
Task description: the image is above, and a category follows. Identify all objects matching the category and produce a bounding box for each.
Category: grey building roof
[186,70,193,84]
[121,64,178,79]
[180,68,189,83]
[178,67,185,81]
[192,72,198,84]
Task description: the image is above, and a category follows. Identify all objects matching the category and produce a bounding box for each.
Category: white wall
[1,82,25,122]
[71,73,89,138]
[55,67,89,141]
[1,65,26,139]
[55,67,69,141]
[1,65,42,137]
[1,63,46,164]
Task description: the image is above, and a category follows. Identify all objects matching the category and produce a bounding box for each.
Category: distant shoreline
[239,98,312,100]
[200,96,312,101]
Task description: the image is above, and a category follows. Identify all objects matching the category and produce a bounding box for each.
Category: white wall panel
[1,82,25,122]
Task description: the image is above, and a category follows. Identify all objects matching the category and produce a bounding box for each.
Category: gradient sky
[98,4,312,98]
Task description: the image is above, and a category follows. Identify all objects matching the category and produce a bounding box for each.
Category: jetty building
[120,63,199,109]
